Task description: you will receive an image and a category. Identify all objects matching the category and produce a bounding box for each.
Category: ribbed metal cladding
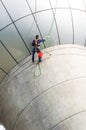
[0,0,86,82]
[0,45,86,130]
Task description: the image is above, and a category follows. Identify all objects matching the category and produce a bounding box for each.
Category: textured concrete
[0,44,86,130]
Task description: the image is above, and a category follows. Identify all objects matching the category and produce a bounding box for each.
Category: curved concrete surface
[0,44,86,130]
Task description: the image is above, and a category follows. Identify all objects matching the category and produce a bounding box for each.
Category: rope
[42,0,58,56]
[44,0,58,42]
[34,62,41,77]
[33,0,58,68]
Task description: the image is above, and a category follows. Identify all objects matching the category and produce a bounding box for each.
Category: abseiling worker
[32,35,45,63]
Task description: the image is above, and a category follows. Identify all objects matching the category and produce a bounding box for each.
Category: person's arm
[38,39,45,44]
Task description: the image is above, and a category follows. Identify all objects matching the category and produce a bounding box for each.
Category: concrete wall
[0,44,86,130]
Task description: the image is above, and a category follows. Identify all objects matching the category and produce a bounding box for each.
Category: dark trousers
[32,47,41,62]
[32,50,35,62]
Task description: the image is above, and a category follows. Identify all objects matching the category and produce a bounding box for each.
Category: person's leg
[32,48,35,62]
[38,57,41,62]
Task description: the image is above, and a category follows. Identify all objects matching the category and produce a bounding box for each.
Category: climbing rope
[34,62,41,77]
[34,0,58,78]
[43,0,58,56]
[44,0,57,43]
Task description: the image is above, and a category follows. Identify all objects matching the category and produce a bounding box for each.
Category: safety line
[43,0,58,56]
[26,0,46,48]
[44,0,58,50]
[68,0,74,44]
[34,62,41,77]
[49,0,60,45]
[46,0,58,39]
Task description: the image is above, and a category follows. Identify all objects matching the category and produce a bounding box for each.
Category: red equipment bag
[37,51,43,58]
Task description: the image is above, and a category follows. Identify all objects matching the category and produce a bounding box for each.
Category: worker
[32,35,45,63]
